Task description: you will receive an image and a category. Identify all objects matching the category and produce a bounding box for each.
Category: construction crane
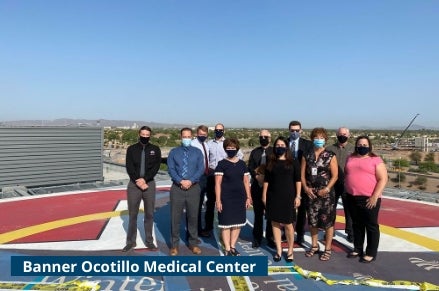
[392,113,420,150]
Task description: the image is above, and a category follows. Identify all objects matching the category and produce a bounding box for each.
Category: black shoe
[252,240,261,249]
[273,253,281,262]
[230,247,240,256]
[347,251,360,258]
[146,242,158,251]
[360,256,376,263]
[200,230,211,238]
[122,243,136,252]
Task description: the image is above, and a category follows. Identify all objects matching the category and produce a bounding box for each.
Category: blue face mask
[197,136,207,143]
[215,129,224,139]
[182,138,192,147]
[225,149,238,158]
[274,147,287,156]
[290,131,300,140]
[313,138,325,148]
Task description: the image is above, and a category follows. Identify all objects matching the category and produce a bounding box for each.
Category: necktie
[260,149,266,165]
[139,146,145,177]
[292,141,296,159]
[201,143,209,175]
[182,148,189,178]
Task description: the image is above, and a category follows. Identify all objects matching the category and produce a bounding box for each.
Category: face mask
[337,135,348,144]
[214,129,224,139]
[290,131,300,140]
[182,138,192,147]
[139,136,150,144]
[197,136,207,143]
[356,146,370,156]
[313,138,325,148]
[259,136,269,147]
[225,149,238,158]
[274,147,286,156]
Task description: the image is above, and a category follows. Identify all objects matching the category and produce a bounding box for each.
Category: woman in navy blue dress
[215,138,252,256]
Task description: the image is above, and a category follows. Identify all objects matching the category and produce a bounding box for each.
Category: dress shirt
[167,145,204,184]
[191,138,210,172]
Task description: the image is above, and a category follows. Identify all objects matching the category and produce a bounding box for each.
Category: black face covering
[337,135,348,144]
[259,136,269,147]
[274,147,287,156]
[139,136,150,144]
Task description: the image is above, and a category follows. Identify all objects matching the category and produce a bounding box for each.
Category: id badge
[311,167,318,176]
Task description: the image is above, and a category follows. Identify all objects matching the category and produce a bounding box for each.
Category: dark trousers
[251,183,272,242]
[333,184,353,236]
[170,184,201,247]
[295,192,308,239]
[203,175,216,231]
[196,174,208,232]
[126,180,156,245]
[347,194,381,258]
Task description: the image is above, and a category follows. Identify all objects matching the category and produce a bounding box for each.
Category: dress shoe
[200,230,211,238]
[122,243,136,252]
[146,242,158,251]
[252,240,261,249]
[169,247,179,256]
[189,245,202,255]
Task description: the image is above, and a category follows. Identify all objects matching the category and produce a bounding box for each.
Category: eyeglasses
[290,129,300,132]
[215,129,224,132]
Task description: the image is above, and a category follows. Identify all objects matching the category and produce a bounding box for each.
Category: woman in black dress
[262,136,302,262]
[215,138,252,256]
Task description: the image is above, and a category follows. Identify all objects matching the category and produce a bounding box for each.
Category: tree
[424,152,435,163]
[409,151,422,165]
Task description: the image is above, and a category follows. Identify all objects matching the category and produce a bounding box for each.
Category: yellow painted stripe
[336,216,439,251]
[0,212,438,252]
[0,210,128,244]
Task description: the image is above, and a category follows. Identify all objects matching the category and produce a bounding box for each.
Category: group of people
[122,121,388,264]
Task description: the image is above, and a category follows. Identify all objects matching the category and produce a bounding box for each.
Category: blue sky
[1,0,438,129]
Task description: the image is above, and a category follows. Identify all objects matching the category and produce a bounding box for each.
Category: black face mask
[337,135,348,144]
[274,147,287,156]
[259,136,269,147]
[356,146,370,156]
[214,129,224,139]
[197,136,207,143]
[139,136,150,144]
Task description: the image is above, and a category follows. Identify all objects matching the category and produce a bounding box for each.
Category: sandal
[230,247,240,256]
[305,246,320,257]
[320,249,332,261]
[286,253,294,262]
[273,253,281,262]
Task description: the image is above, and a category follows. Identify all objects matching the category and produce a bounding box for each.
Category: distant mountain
[0,118,191,128]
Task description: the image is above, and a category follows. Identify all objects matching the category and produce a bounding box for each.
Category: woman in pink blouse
[344,135,388,263]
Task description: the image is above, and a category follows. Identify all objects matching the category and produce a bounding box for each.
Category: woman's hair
[353,135,378,157]
[223,138,240,150]
[310,127,328,140]
[266,136,293,171]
